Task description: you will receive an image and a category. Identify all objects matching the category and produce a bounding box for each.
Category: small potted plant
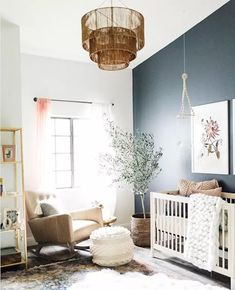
[100,121,163,246]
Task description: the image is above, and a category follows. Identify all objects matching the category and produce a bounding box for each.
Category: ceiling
[0,0,229,68]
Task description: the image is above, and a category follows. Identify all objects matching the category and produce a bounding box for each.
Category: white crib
[150,191,235,290]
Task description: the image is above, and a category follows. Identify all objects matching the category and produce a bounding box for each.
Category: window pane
[55,137,71,153]
[55,119,70,135]
[56,154,71,170]
[56,171,71,188]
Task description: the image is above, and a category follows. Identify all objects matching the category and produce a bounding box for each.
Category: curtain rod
[33,97,114,106]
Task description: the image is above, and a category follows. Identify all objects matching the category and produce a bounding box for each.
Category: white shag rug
[68,269,226,290]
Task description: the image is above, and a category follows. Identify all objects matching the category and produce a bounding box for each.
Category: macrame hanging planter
[177,35,195,118]
[177,72,195,118]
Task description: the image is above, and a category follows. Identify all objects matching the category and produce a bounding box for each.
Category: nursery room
[0,0,235,289]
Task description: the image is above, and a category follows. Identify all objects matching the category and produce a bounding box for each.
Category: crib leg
[231,278,235,290]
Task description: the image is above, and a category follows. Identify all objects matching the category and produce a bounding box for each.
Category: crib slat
[184,202,186,252]
[163,199,167,247]
[171,201,173,250]
[222,208,225,269]
[160,199,163,246]
[179,201,182,253]
[167,199,170,249]
[174,201,177,251]
[156,198,159,245]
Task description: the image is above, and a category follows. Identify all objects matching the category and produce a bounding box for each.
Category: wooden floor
[135,247,230,289]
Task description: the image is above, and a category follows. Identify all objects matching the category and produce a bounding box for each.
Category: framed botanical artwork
[2,145,15,162]
[191,101,229,174]
[233,99,235,175]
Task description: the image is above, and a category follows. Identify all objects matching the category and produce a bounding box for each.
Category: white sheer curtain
[80,103,116,218]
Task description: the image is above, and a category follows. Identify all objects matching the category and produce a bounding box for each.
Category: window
[51,117,91,188]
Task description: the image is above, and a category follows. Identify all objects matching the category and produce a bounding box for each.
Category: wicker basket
[131,214,150,247]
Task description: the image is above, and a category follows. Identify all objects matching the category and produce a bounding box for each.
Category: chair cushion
[72,220,101,243]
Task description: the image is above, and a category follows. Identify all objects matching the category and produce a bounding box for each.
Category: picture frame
[2,145,15,162]
[3,208,19,229]
[191,101,229,174]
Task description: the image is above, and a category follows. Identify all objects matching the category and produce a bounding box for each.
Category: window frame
[51,116,89,189]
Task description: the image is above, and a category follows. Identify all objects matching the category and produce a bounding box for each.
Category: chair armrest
[70,207,103,226]
[28,214,73,244]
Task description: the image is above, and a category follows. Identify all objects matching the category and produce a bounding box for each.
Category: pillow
[191,187,222,197]
[178,179,219,196]
[39,198,64,217]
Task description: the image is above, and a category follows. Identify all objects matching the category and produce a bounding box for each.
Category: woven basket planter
[131,214,150,247]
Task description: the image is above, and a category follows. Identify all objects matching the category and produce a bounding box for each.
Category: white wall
[21,54,134,232]
[1,18,22,127]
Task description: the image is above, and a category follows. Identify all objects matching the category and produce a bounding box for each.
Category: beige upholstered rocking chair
[26,191,103,256]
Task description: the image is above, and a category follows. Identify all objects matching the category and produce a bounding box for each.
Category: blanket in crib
[184,193,224,271]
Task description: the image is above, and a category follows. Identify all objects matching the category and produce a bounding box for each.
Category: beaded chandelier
[81,4,144,71]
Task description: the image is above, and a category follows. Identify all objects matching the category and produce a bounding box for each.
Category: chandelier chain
[98,0,128,8]
[97,10,121,27]
[97,0,110,8]
[117,0,128,8]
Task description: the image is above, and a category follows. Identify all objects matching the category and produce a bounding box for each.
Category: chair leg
[67,242,75,253]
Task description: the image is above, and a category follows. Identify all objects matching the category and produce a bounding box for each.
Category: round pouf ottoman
[90,226,134,266]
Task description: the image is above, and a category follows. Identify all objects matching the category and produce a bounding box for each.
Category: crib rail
[150,191,235,279]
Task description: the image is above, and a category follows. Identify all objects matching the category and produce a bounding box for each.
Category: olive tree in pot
[100,121,163,247]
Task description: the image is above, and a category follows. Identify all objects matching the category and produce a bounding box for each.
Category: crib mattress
[156,216,228,249]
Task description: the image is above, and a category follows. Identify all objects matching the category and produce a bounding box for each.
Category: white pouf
[90,226,134,266]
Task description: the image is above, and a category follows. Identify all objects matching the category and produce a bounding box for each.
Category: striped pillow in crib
[178,179,219,196]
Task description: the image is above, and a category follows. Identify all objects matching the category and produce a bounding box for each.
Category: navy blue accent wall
[133,0,235,213]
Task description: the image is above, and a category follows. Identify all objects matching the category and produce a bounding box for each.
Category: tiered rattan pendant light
[81,1,144,71]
